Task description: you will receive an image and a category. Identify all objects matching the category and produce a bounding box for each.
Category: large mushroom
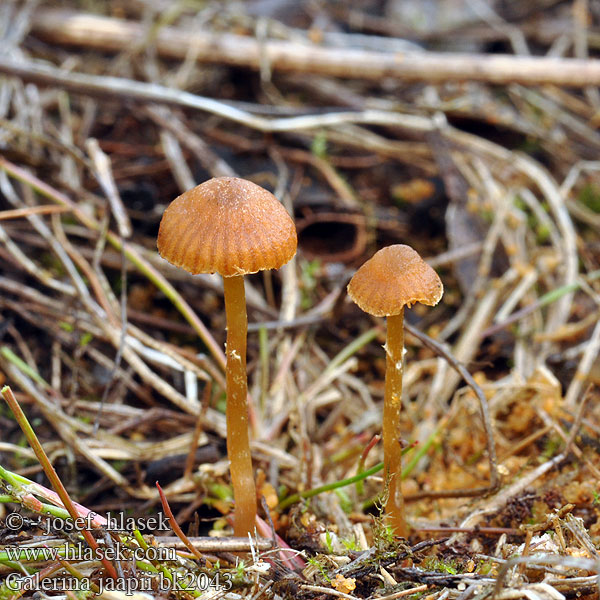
[157,177,297,536]
[347,244,443,536]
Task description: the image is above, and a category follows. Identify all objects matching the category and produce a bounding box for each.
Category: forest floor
[0,1,599,599]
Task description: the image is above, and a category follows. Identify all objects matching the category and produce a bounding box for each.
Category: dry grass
[0,1,599,598]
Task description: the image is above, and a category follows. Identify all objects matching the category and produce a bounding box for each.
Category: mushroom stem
[223,274,257,537]
[383,310,407,537]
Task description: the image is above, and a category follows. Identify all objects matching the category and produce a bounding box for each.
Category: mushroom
[347,244,443,536]
[157,177,297,536]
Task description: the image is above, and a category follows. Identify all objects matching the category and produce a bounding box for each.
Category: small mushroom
[347,244,443,536]
[157,177,297,536]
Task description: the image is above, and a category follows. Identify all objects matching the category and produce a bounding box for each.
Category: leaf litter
[0,1,599,599]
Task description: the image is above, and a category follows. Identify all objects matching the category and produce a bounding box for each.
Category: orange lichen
[332,574,356,594]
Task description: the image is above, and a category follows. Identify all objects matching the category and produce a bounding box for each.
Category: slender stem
[384,311,407,537]
[156,482,204,561]
[223,275,256,537]
[325,326,379,375]
[278,441,419,511]
[356,434,381,496]
[1,386,118,579]
[278,461,384,510]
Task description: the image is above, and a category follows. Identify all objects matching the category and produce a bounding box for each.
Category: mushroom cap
[347,244,443,317]
[157,177,297,277]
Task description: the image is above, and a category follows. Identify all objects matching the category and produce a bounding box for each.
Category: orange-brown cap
[347,244,443,317]
[157,177,297,277]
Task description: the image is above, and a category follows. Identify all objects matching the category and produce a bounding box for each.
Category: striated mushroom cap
[157,177,297,277]
[347,244,443,317]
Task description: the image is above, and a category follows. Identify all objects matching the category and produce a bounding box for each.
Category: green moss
[422,556,459,574]
[79,332,93,347]
[215,391,227,414]
[306,556,332,583]
[578,183,600,213]
[536,223,551,243]
[334,489,353,513]
[341,536,360,552]
[311,131,328,159]
[208,483,232,502]
[541,435,562,459]
[477,559,494,575]
[300,259,321,309]
[324,530,334,553]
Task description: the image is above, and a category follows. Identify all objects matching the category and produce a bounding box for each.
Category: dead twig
[29,9,600,87]
[404,323,500,499]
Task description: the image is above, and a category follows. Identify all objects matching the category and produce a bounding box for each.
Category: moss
[578,183,600,213]
[422,556,459,575]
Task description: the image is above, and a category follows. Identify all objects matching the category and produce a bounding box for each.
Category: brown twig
[0,205,70,220]
[29,9,600,87]
[183,380,212,480]
[155,481,205,562]
[404,323,500,499]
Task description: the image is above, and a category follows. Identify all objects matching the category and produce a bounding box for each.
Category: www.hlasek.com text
[4,542,176,563]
